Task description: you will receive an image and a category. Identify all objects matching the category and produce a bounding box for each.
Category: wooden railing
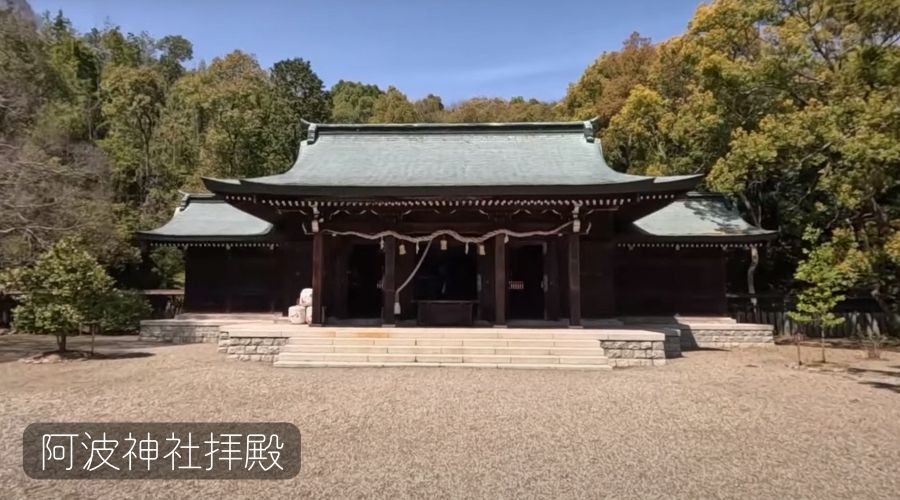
[728,294,897,338]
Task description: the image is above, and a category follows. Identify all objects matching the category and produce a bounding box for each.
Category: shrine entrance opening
[414,243,478,302]
[347,243,382,318]
[507,243,545,320]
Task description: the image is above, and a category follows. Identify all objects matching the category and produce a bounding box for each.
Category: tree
[172,50,274,182]
[1,239,114,352]
[266,58,329,166]
[98,65,166,203]
[370,86,418,123]
[414,94,444,122]
[788,228,862,362]
[150,246,184,288]
[580,0,899,329]
[0,8,50,135]
[156,35,193,83]
[330,80,383,123]
[443,96,557,123]
[560,32,658,125]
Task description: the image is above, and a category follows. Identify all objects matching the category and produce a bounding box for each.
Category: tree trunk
[820,325,826,364]
[747,246,759,315]
[57,333,66,353]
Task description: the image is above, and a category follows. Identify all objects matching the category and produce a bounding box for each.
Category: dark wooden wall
[581,241,615,318]
[184,246,284,313]
[183,244,311,314]
[181,235,729,320]
[281,241,312,313]
[614,247,728,316]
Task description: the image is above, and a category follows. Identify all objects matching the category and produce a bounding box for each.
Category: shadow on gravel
[848,367,900,378]
[860,381,900,394]
[0,335,176,363]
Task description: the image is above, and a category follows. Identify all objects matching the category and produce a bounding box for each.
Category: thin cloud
[444,57,585,84]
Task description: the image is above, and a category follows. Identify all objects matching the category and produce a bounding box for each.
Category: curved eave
[203,175,702,198]
[617,231,778,245]
[135,232,280,244]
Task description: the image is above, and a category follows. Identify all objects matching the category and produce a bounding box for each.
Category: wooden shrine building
[139,121,775,327]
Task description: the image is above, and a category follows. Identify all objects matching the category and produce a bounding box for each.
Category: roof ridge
[307,120,585,128]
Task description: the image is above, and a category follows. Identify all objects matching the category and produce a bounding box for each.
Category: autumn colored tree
[560,32,657,126]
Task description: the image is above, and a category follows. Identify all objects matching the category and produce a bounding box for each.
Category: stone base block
[679,324,774,350]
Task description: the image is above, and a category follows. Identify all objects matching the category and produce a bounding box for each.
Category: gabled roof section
[137,194,275,243]
[622,193,777,243]
[202,121,702,197]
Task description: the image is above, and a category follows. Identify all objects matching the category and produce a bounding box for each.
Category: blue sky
[29,0,704,103]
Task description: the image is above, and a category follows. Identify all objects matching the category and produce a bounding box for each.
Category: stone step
[275,352,609,365]
[273,361,611,370]
[279,344,606,357]
[285,337,603,348]
[255,329,643,341]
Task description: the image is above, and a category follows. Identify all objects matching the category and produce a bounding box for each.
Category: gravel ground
[1,335,899,499]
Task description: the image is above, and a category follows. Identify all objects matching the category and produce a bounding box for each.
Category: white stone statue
[299,288,313,307]
[288,305,306,324]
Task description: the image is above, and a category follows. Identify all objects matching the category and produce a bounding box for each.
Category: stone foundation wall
[217,331,287,362]
[599,339,667,367]
[679,324,774,350]
[139,320,222,343]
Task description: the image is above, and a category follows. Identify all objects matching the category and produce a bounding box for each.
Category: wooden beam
[494,235,506,326]
[568,232,581,327]
[321,220,565,234]
[311,231,324,325]
[382,236,396,325]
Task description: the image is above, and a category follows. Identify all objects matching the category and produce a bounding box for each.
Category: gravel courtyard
[1,335,899,499]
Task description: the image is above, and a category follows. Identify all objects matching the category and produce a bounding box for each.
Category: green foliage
[0,9,51,134]
[99,289,151,332]
[99,64,166,201]
[330,80,383,123]
[788,228,860,327]
[1,239,114,349]
[370,86,418,123]
[562,0,900,326]
[150,246,184,288]
[156,35,193,83]
[198,51,273,179]
[444,96,558,123]
[266,58,330,166]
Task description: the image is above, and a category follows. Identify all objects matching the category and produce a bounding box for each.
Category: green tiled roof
[137,194,274,242]
[624,193,776,242]
[203,121,702,197]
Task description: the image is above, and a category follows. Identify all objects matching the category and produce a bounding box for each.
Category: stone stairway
[273,328,612,370]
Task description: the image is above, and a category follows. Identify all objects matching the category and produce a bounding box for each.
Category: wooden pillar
[269,245,277,313]
[311,232,324,326]
[224,246,233,313]
[382,236,396,326]
[494,235,506,326]
[568,232,581,327]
